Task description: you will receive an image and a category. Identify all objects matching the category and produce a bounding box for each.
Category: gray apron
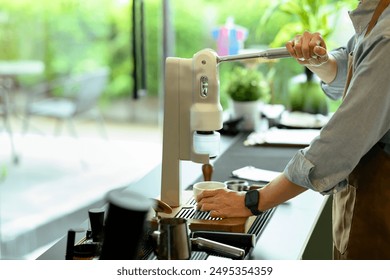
[333,0,390,259]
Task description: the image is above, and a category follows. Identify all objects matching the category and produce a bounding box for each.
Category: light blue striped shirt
[284,0,390,194]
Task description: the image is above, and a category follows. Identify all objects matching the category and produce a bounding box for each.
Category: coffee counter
[38,133,331,260]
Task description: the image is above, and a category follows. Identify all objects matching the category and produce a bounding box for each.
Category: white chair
[23,67,110,138]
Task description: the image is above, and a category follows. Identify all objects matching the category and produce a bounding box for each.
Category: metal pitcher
[152,217,191,260]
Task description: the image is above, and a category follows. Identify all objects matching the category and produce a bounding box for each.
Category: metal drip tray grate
[247,207,275,239]
[175,198,222,221]
[173,196,276,238]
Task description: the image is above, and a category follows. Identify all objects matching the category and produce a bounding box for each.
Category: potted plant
[226,66,270,131]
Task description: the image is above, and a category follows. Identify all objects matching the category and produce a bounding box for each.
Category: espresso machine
[156,47,291,233]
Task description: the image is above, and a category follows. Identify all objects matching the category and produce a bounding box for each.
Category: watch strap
[245,190,263,216]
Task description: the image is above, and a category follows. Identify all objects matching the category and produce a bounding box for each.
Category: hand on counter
[196,189,252,218]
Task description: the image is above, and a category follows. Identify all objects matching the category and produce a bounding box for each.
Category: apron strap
[342,0,390,99]
[366,0,390,36]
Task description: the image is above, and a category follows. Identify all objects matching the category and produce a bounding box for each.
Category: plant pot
[232,100,263,131]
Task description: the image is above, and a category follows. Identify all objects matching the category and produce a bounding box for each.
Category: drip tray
[142,204,275,260]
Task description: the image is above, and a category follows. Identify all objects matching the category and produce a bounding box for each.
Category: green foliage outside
[0,0,357,110]
[1,0,123,100]
[259,0,356,48]
[226,67,270,102]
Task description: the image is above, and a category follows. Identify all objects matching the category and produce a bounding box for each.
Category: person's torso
[347,2,390,152]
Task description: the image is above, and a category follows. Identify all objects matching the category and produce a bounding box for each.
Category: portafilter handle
[202,163,213,181]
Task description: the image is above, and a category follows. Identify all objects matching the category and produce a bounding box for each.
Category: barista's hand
[286,31,329,67]
[196,189,252,218]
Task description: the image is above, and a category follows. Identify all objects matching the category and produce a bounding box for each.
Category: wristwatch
[245,190,263,215]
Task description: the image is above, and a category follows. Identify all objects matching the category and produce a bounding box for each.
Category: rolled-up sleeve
[321,47,349,100]
[284,146,348,195]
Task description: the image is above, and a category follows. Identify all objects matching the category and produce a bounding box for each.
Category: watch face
[245,190,262,215]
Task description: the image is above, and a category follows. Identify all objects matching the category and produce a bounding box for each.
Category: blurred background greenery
[0,0,357,112]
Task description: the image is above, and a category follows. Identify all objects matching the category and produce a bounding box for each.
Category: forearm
[306,55,338,85]
[258,174,307,212]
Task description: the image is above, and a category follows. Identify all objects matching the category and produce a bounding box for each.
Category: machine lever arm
[217,47,291,63]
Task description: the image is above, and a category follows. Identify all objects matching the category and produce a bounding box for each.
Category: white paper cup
[193,181,227,201]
